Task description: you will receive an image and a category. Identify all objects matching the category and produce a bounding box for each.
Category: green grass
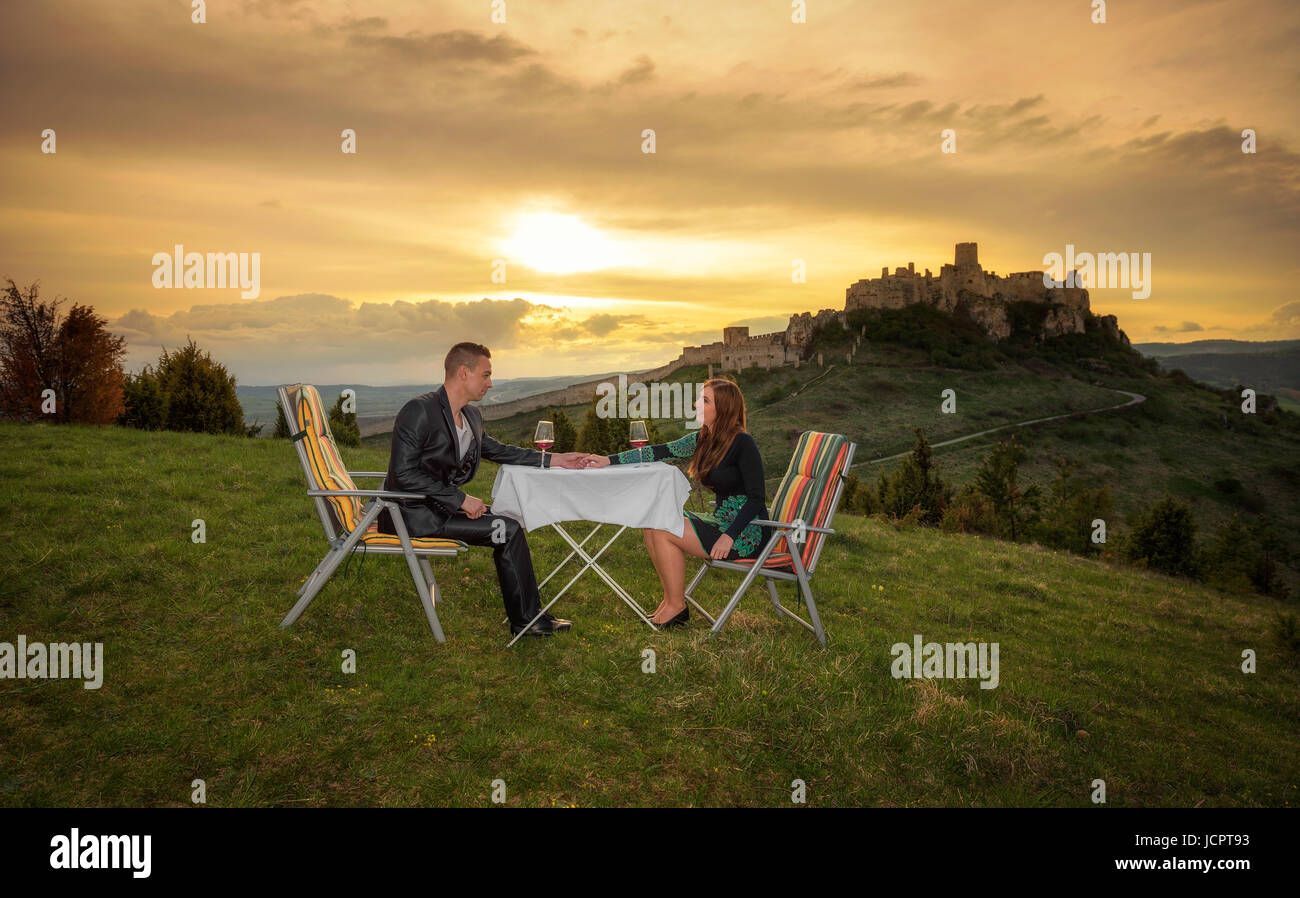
[1,422,1297,807]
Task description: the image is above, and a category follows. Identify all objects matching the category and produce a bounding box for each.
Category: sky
[1,0,1297,385]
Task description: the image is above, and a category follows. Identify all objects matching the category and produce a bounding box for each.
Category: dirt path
[850,386,1147,469]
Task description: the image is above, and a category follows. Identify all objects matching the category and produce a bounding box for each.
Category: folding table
[490,462,692,647]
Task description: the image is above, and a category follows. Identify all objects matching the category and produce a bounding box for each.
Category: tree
[576,398,664,455]
[880,429,951,525]
[0,279,126,423]
[328,392,360,447]
[1121,495,1198,577]
[120,367,166,430]
[119,338,245,436]
[972,434,1041,540]
[545,406,578,453]
[273,403,292,438]
[1030,455,1113,555]
[158,340,243,435]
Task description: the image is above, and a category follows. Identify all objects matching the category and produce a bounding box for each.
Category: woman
[584,378,768,628]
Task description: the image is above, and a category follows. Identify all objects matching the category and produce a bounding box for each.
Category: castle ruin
[671,242,1129,373]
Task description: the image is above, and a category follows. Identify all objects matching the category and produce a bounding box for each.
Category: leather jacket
[381,385,548,535]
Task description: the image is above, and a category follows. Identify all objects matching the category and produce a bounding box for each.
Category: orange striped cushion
[732,550,794,570]
[767,432,850,569]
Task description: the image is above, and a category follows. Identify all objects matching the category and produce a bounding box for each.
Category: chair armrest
[752,518,835,535]
[307,488,429,500]
[347,471,388,478]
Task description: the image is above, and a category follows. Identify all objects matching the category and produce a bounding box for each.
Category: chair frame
[684,440,856,645]
[278,385,467,642]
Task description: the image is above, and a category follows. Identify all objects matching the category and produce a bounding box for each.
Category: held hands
[710,534,734,560]
[549,452,603,470]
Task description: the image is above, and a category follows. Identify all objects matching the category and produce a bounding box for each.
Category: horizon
[229,335,1297,391]
[3,0,1297,385]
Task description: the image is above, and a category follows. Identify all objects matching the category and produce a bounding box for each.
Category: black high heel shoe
[656,607,689,629]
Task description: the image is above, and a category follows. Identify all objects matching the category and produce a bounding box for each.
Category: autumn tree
[0,279,126,423]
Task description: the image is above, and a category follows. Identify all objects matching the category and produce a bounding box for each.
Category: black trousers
[380,508,544,628]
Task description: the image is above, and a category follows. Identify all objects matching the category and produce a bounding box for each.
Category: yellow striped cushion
[359,529,466,551]
[291,384,361,535]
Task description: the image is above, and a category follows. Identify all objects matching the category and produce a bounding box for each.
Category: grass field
[1,422,1296,806]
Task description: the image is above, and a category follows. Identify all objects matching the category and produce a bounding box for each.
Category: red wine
[630,440,648,448]
[535,440,554,451]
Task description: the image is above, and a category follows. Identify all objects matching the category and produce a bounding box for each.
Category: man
[377,342,594,637]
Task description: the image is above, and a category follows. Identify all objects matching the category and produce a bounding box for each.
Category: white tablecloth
[490,463,691,537]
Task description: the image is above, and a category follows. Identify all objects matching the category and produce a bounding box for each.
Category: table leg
[506,522,656,647]
[554,524,656,629]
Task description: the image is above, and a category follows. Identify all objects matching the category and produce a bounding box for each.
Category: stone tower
[955,242,979,268]
[722,326,749,346]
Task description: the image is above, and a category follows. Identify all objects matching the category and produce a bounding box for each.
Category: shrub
[328,392,360,447]
[576,398,662,455]
[273,404,291,439]
[972,434,1041,541]
[120,338,245,436]
[1121,495,1199,578]
[939,484,997,534]
[544,406,578,453]
[879,429,951,525]
[1030,456,1113,555]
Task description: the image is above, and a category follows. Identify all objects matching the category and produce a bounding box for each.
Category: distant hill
[1134,339,1299,358]
[1131,341,1300,412]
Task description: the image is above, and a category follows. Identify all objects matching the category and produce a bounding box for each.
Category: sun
[504,212,630,274]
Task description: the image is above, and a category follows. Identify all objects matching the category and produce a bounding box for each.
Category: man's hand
[550,452,596,470]
[710,534,734,560]
[460,495,487,519]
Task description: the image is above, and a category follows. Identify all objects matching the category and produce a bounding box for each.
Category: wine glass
[534,420,554,469]
[629,420,649,464]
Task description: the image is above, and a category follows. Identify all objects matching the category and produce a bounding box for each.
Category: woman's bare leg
[642,528,671,619]
[649,517,708,623]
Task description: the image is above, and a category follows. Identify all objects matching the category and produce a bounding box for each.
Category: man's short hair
[444,342,491,378]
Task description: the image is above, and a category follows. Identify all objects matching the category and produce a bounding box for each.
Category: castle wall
[845,243,1092,339]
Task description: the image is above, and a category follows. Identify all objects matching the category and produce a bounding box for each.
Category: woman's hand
[710,534,734,560]
[582,455,611,468]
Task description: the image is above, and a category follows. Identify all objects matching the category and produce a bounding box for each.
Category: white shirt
[454,413,473,461]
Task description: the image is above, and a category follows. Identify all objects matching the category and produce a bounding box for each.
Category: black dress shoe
[510,619,555,637]
[655,607,689,629]
[542,612,572,631]
[510,614,572,637]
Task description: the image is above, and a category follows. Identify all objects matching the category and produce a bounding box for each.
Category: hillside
[375,317,1300,598]
[1143,347,1300,413]
[0,423,1296,806]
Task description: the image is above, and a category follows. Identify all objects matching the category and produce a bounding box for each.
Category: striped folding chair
[685,431,856,645]
[278,384,468,642]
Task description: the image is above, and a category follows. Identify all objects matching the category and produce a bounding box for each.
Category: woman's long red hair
[689,378,747,481]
